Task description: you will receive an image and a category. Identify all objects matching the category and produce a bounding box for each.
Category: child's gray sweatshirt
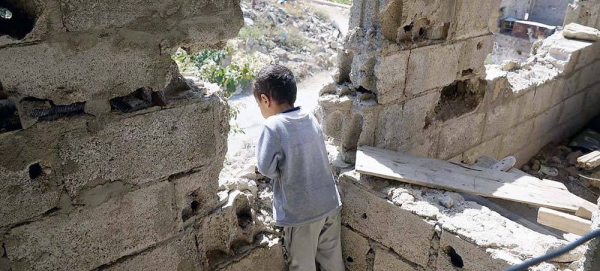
[256,108,342,227]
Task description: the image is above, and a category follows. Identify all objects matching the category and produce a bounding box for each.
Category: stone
[341,227,371,271]
[563,23,600,41]
[405,44,458,95]
[2,181,177,271]
[373,247,414,271]
[339,176,434,267]
[502,60,518,71]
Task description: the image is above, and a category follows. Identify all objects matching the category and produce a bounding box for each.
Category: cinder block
[499,118,535,158]
[375,51,410,104]
[516,89,536,123]
[577,60,600,91]
[59,98,228,197]
[220,246,285,271]
[339,177,434,267]
[174,169,222,225]
[450,0,500,41]
[532,82,556,116]
[436,232,511,271]
[559,91,586,125]
[438,113,485,159]
[532,104,563,139]
[456,35,494,77]
[462,136,502,164]
[341,227,372,271]
[482,100,520,140]
[558,74,579,103]
[583,85,600,118]
[547,38,590,75]
[374,91,440,154]
[103,229,201,271]
[406,44,458,95]
[0,119,88,228]
[3,181,177,271]
[0,37,168,104]
[373,247,414,271]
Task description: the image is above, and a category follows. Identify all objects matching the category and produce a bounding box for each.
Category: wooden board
[575,200,599,220]
[538,207,592,236]
[356,146,585,212]
[577,151,600,170]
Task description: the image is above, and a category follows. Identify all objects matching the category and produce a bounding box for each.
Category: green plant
[328,0,352,5]
[229,105,245,135]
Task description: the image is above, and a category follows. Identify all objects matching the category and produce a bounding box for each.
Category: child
[253,64,344,271]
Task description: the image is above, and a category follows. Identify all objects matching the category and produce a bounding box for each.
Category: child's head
[253,64,297,118]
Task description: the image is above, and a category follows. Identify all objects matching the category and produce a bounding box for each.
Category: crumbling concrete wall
[0,1,278,270]
[319,0,600,168]
[565,0,600,29]
[338,171,586,270]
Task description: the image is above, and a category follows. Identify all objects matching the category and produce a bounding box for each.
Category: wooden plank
[460,193,562,238]
[577,150,600,169]
[575,200,599,220]
[537,207,592,236]
[356,146,584,212]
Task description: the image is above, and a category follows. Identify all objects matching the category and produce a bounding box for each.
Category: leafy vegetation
[328,0,352,5]
[172,46,255,98]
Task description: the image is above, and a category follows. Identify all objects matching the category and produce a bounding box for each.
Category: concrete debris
[563,23,600,41]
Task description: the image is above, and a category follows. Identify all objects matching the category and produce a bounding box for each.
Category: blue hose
[505,228,600,271]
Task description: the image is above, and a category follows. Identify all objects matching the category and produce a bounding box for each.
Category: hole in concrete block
[109,87,168,113]
[419,27,425,36]
[461,69,474,76]
[434,80,485,122]
[27,99,86,121]
[346,256,354,263]
[403,23,414,32]
[191,200,200,211]
[0,0,37,39]
[236,207,253,230]
[445,246,464,268]
[206,249,229,267]
[29,163,42,179]
[476,42,483,50]
[361,213,367,219]
[0,95,22,133]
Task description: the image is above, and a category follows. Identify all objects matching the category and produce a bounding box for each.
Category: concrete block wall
[0,1,286,270]
[337,172,584,271]
[320,0,600,168]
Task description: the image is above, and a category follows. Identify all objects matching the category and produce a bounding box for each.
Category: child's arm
[256,126,282,180]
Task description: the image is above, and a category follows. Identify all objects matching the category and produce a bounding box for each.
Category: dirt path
[309,1,350,36]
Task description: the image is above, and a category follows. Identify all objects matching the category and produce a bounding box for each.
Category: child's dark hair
[253,64,297,105]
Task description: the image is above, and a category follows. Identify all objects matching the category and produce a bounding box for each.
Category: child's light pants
[282,209,345,271]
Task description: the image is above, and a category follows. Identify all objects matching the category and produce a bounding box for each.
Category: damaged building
[1,0,600,271]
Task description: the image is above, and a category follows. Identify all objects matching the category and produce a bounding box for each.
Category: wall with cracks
[337,171,587,271]
[0,0,279,270]
[318,0,600,270]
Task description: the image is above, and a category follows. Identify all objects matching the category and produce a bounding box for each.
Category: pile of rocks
[239,0,342,79]
[520,142,600,203]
